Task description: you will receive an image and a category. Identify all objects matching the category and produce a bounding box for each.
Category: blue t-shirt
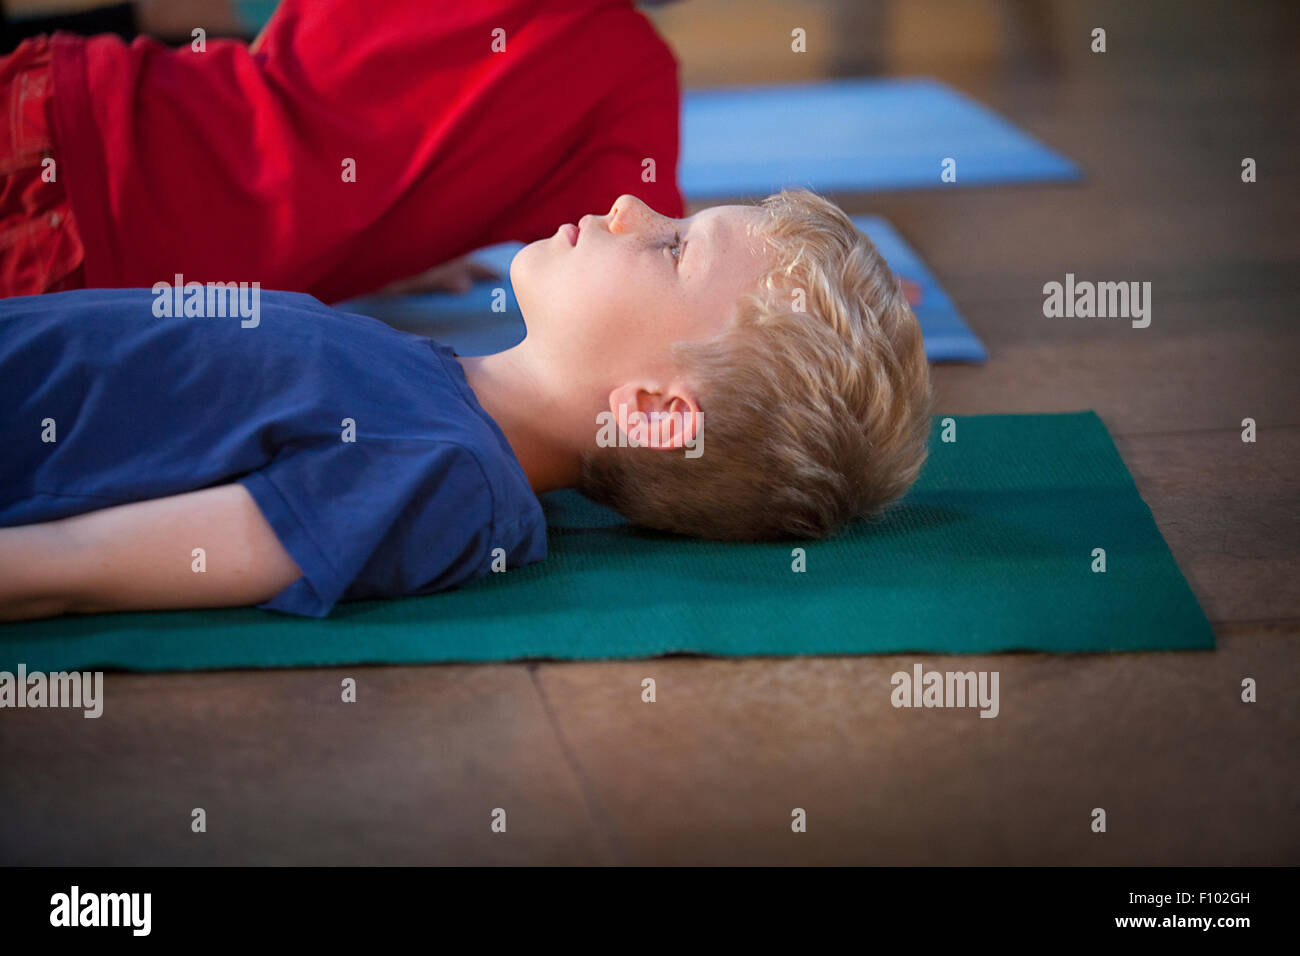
[0,288,547,616]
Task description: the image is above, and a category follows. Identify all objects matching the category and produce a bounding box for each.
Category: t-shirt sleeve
[237,438,534,616]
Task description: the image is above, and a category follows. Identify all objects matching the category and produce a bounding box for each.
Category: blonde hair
[577,188,934,540]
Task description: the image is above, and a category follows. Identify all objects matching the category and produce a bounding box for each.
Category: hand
[378,257,500,296]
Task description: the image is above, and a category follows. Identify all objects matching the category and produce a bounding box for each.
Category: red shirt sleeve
[50,0,683,302]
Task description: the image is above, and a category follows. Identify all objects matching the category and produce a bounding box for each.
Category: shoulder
[407,343,544,527]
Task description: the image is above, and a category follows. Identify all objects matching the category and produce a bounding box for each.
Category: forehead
[691,204,772,274]
[680,207,775,335]
[695,203,766,242]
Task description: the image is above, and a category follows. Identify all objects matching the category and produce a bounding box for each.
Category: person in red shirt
[0,0,683,301]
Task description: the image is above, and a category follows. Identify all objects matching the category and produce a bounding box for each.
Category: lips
[560,223,579,246]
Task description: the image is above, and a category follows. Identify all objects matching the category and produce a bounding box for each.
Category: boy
[0,190,933,620]
[0,0,683,299]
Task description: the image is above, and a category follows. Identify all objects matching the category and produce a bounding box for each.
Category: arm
[0,484,302,621]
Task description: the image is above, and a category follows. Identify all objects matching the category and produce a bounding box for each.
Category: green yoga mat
[0,412,1213,671]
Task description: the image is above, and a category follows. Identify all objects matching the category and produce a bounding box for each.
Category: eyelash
[668,231,682,263]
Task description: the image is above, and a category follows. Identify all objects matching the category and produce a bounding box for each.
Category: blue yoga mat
[681,77,1080,198]
[856,215,985,362]
[340,216,985,362]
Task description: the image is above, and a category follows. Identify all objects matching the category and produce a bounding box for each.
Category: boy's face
[510,195,771,403]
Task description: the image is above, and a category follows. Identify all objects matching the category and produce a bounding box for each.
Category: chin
[509,241,541,300]
[508,242,555,329]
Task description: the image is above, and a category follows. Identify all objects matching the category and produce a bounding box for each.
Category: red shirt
[50,0,683,302]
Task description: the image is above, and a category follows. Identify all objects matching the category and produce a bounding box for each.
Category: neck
[455,349,583,495]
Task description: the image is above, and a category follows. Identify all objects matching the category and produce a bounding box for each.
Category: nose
[607,194,659,236]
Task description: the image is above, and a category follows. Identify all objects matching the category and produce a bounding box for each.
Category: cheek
[582,267,658,342]
[515,240,672,349]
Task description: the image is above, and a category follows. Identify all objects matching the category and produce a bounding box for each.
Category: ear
[607,381,703,451]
